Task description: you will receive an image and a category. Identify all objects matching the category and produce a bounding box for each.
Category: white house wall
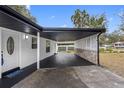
[40,37,56,60]
[75,34,98,64]
[1,27,20,72]
[19,32,56,68]
[19,33,37,68]
[0,27,56,70]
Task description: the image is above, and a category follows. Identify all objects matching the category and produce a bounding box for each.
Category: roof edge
[0,5,43,31]
[43,27,106,32]
[0,5,106,33]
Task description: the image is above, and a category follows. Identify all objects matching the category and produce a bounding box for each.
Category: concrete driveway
[13,65,124,88]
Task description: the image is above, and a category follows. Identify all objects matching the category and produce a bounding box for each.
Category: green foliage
[99,33,108,46]
[119,12,124,32]
[8,5,36,22]
[71,9,107,28]
[108,30,124,43]
[113,50,124,53]
[99,29,124,46]
[106,48,113,53]
[113,51,118,53]
[119,51,124,53]
[99,48,105,53]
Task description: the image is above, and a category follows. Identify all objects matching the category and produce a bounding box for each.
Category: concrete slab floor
[12,66,124,88]
[40,53,94,68]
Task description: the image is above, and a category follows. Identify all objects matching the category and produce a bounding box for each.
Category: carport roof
[0,5,106,41]
[41,27,105,41]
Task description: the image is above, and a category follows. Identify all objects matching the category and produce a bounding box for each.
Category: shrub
[113,51,118,53]
[99,48,105,53]
[119,51,124,53]
[106,48,113,53]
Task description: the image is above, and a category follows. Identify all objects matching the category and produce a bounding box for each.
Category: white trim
[37,32,40,69]
[19,33,22,69]
[0,28,2,78]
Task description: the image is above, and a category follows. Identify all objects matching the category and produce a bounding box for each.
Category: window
[32,37,37,49]
[46,40,50,53]
[7,37,14,55]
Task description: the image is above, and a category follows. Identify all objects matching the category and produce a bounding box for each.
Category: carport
[0,6,105,81]
[40,27,105,68]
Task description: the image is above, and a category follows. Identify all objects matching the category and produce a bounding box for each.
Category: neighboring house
[0,6,105,79]
[113,42,124,49]
[100,44,112,50]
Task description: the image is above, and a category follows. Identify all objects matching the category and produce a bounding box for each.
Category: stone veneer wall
[75,48,97,64]
[75,34,98,64]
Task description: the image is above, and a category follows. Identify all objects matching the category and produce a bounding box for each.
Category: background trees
[71,9,106,28]
[107,30,124,44]
[71,9,107,46]
[71,9,124,46]
[8,5,36,22]
[119,11,124,32]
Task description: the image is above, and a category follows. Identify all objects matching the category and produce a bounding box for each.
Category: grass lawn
[100,53,124,77]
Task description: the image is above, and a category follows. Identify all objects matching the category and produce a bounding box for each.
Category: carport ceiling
[41,28,105,41]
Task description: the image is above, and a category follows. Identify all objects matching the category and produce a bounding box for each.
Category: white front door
[1,29,19,73]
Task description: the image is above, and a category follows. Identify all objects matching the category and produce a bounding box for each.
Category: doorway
[1,29,20,74]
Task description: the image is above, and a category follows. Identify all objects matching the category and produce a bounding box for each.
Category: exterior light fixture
[23,34,29,40]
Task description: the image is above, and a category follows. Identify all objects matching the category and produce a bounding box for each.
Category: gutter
[97,32,103,66]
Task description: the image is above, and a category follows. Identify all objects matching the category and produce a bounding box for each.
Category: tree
[71,9,107,46]
[8,5,36,22]
[71,9,106,28]
[71,9,89,28]
[99,33,108,46]
[99,30,124,46]
[108,30,124,44]
[119,11,124,32]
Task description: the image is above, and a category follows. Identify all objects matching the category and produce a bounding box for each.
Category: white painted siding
[20,33,56,68]
[75,34,98,64]
[40,37,56,60]
[75,34,98,51]
[1,27,20,72]
[0,27,56,69]
[20,33,37,68]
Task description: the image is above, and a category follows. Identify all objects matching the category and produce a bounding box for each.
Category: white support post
[56,42,58,53]
[19,33,22,69]
[66,46,68,52]
[0,29,2,78]
[37,32,40,70]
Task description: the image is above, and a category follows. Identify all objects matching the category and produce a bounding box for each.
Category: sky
[28,5,124,33]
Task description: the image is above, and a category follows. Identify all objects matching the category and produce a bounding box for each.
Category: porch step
[4,70,23,78]
[2,67,23,78]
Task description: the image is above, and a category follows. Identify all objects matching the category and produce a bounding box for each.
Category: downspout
[97,32,102,66]
[0,29,1,78]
